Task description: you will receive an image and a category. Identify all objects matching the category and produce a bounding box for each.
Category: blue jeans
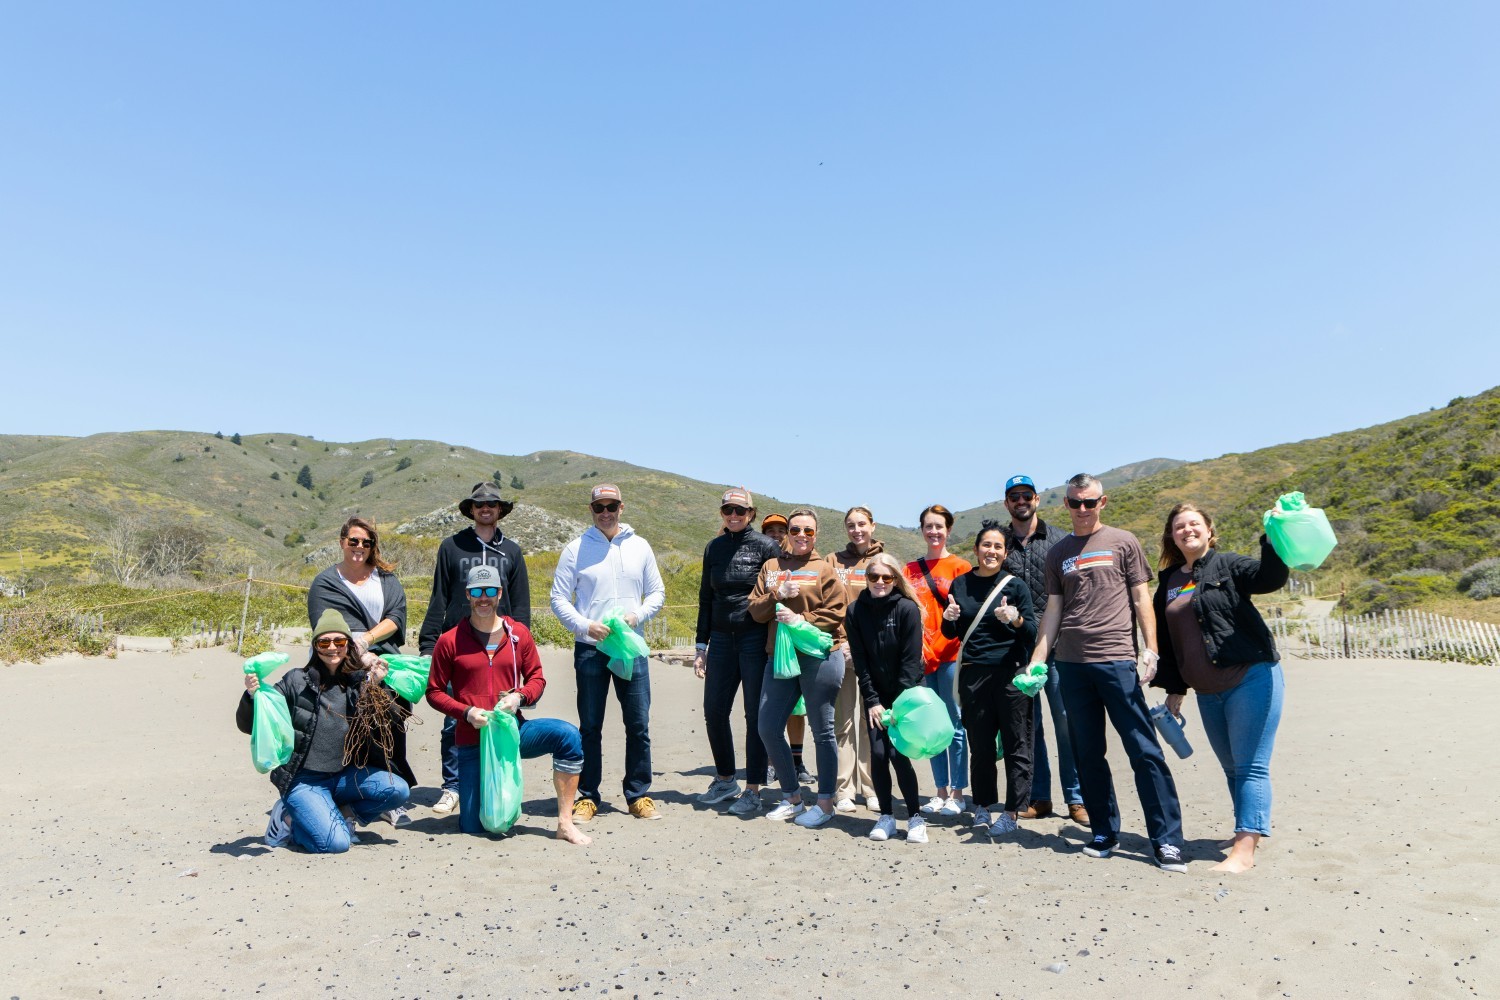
[1057,660,1184,849]
[703,628,770,784]
[574,643,653,806]
[454,717,584,835]
[1196,661,1283,837]
[1031,661,1083,806]
[758,649,844,798]
[923,662,968,793]
[283,767,410,854]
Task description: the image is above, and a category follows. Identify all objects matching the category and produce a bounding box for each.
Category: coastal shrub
[396,457,412,471]
[360,471,375,488]
[1458,558,1500,600]
[527,612,574,648]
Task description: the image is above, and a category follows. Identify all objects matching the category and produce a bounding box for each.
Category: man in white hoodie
[550,484,667,823]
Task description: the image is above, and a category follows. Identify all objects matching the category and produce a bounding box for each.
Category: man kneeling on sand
[426,566,591,845]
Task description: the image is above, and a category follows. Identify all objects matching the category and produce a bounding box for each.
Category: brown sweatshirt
[748,549,849,653]
[826,539,886,601]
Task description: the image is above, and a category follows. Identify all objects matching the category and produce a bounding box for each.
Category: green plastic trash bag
[380,654,431,703]
[596,610,650,681]
[479,704,524,834]
[243,652,294,774]
[1263,492,1338,571]
[879,686,955,761]
[1014,663,1048,698]
[772,604,835,679]
[792,695,806,717]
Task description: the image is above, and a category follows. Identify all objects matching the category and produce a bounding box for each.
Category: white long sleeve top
[549,524,666,644]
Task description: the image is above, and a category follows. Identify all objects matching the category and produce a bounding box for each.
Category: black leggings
[868,722,922,817]
[960,663,1034,813]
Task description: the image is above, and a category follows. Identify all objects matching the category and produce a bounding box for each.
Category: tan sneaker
[572,799,598,823]
[628,797,663,820]
[432,789,459,815]
[1068,803,1090,825]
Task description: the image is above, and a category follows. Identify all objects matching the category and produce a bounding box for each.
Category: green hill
[952,458,1186,539]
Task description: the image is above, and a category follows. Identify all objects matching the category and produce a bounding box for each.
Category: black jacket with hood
[418,527,529,654]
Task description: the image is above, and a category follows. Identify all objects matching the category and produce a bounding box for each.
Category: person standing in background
[826,506,882,812]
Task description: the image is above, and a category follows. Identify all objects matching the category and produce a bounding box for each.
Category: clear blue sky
[5,3,1497,527]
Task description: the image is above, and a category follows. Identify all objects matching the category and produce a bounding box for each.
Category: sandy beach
[1,646,1494,999]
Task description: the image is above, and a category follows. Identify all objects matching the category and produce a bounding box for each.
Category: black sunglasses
[591,501,621,514]
[1065,497,1103,510]
[472,500,500,509]
[1005,492,1036,503]
[721,505,749,516]
[344,537,374,548]
[467,586,500,598]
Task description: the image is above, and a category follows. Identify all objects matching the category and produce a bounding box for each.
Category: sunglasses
[1005,492,1036,503]
[467,586,500,598]
[591,501,621,514]
[1065,497,1103,510]
[787,526,816,536]
[720,505,749,516]
[315,637,348,650]
[344,537,374,548]
[865,572,896,583]
[472,500,500,509]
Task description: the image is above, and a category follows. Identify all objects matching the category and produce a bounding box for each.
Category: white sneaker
[765,798,805,822]
[906,815,928,843]
[433,789,459,815]
[834,797,857,813]
[869,815,897,841]
[988,812,1019,837]
[919,795,946,815]
[794,804,834,828]
[865,795,880,811]
[697,777,742,805]
[938,796,963,816]
[382,807,412,827]
[972,807,993,829]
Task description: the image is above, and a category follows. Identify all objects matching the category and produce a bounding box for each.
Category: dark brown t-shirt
[1163,567,1250,695]
[1044,525,1152,663]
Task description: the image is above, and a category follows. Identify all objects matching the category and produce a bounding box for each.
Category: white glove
[1136,649,1159,685]
[993,597,1019,626]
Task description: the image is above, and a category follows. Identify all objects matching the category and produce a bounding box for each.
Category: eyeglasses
[344,537,373,548]
[1005,492,1036,503]
[467,586,500,598]
[315,637,348,650]
[787,526,816,536]
[721,505,749,516]
[591,501,620,514]
[1065,497,1103,510]
[472,500,500,509]
[866,572,895,583]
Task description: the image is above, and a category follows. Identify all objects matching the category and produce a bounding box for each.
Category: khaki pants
[834,661,875,802]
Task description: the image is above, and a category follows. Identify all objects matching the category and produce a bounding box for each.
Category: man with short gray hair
[1030,474,1187,872]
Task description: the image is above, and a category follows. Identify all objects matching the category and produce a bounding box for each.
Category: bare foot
[1211,853,1255,873]
[555,822,592,846]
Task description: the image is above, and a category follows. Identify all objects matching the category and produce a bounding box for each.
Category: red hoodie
[426,616,546,746]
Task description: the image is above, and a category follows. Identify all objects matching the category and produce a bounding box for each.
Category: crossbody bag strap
[917,558,948,605]
[956,574,1013,671]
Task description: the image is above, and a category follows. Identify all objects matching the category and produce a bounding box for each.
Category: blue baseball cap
[1003,475,1036,495]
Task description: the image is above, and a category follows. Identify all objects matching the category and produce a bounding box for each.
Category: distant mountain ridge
[952,458,1187,538]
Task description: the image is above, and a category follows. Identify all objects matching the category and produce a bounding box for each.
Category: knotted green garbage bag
[480,704,524,834]
[879,686,955,761]
[243,652,294,774]
[597,610,650,681]
[771,604,834,679]
[1263,491,1338,570]
[1014,662,1048,698]
[380,654,431,702]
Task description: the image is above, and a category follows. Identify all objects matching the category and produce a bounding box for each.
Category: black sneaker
[795,766,814,786]
[1081,835,1117,858]
[1155,845,1187,873]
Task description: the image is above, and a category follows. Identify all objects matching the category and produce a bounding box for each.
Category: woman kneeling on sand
[426,565,591,845]
[236,610,411,853]
[1151,503,1288,873]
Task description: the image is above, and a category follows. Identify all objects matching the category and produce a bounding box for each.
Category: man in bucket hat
[550,484,667,822]
[419,482,530,816]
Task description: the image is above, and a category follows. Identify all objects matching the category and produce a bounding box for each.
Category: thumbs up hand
[993,595,1020,626]
[942,593,961,622]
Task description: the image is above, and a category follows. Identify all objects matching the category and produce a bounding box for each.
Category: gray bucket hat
[459,481,515,520]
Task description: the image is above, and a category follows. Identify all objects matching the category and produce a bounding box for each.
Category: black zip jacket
[236,662,413,796]
[695,527,781,644]
[939,570,1037,672]
[1151,537,1288,696]
[1000,517,1062,611]
[418,527,529,654]
[846,590,924,709]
